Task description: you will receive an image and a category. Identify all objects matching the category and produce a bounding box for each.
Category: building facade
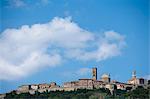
[128,71,147,85]
[15,68,149,95]
[101,74,110,83]
[92,67,97,81]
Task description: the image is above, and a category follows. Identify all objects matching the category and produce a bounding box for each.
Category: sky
[0,0,149,93]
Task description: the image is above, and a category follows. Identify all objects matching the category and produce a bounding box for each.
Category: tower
[101,74,110,83]
[132,70,136,78]
[92,67,97,80]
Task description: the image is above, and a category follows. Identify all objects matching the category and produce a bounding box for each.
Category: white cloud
[144,75,150,80]
[65,31,126,61]
[0,17,126,80]
[6,0,51,8]
[76,68,91,76]
[41,0,50,5]
[8,0,26,8]
[61,68,91,78]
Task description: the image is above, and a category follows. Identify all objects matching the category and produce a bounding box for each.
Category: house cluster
[62,68,148,94]
[11,68,150,95]
[16,82,61,94]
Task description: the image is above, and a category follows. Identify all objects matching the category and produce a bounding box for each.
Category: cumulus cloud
[7,0,26,8]
[66,31,126,61]
[144,75,150,80]
[0,17,126,80]
[76,68,91,76]
[61,68,91,78]
[41,0,50,5]
[5,0,51,8]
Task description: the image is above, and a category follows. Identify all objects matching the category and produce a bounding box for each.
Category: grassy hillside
[4,87,149,99]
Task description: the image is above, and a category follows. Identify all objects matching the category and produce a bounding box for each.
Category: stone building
[93,80,105,89]
[63,68,112,90]
[63,81,79,88]
[128,71,147,85]
[15,67,149,95]
[101,74,111,83]
[92,67,97,81]
[50,82,57,87]
[112,80,126,90]
[17,85,29,94]
[63,79,93,89]
[16,82,60,94]
[78,79,93,89]
[105,83,117,94]
[30,84,38,90]
[128,71,137,85]
[63,82,72,88]
[39,83,50,89]
[48,87,64,92]
[0,94,6,99]
[63,87,75,91]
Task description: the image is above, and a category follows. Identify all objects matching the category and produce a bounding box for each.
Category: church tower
[92,67,97,80]
[132,70,136,78]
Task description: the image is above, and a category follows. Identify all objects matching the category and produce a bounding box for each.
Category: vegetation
[123,86,149,99]
[4,87,149,99]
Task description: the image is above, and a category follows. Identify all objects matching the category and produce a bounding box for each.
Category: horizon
[0,0,149,93]
[0,66,148,94]
[1,67,148,94]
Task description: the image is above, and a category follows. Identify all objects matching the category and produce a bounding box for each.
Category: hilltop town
[1,67,149,98]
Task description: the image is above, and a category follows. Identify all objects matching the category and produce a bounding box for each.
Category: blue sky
[0,0,149,93]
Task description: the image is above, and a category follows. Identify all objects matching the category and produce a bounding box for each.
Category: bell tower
[92,67,97,80]
[132,70,136,78]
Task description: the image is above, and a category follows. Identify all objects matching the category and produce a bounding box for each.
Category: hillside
[4,87,149,99]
